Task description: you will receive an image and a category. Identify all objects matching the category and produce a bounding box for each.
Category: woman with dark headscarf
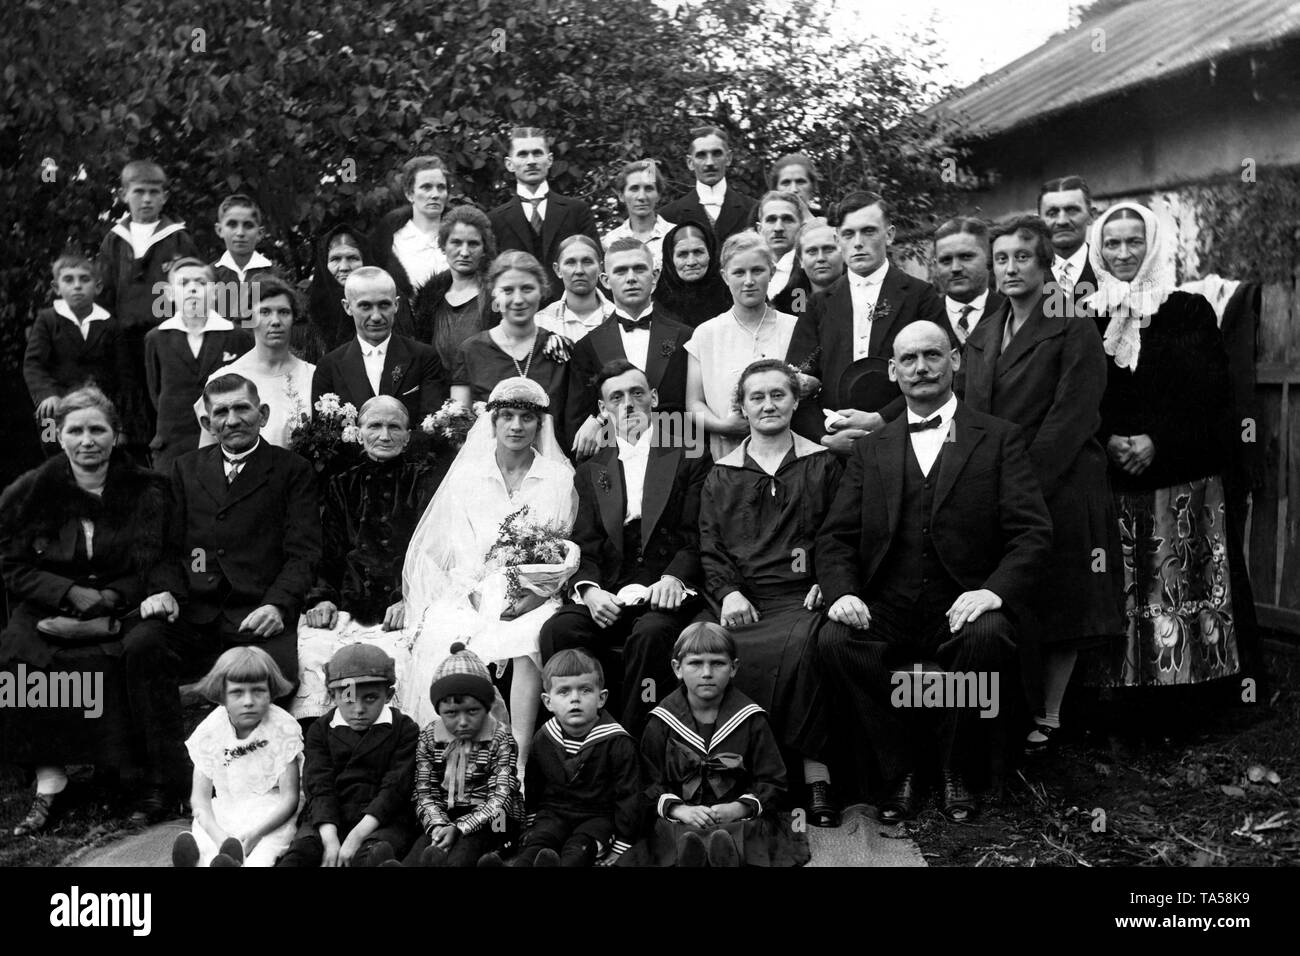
[305,223,373,357]
[653,219,733,328]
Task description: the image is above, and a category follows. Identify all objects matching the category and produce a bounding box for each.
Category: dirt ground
[905,646,1300,867]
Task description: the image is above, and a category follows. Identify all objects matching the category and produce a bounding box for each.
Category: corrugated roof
[935,0,1300,138]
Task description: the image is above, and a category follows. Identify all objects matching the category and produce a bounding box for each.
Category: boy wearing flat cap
[406,643,524,867]
[276,644,420,867]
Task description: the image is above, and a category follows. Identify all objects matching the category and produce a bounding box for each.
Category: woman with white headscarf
[402,377,578,766]
[1085,201,1240,687]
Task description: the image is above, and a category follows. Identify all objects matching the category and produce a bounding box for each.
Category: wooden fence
[1249,271,1300,635]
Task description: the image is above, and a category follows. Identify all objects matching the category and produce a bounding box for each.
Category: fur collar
[0,456,170,570]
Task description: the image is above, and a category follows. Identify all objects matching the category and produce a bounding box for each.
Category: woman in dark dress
[305,222,372,358]
[292,395,449,720]
[410,205,498,371]
[698,359,842,827]
[963,215,1121,752]
[451,251,570,447]
[1084,201,1241,688]
[0,387,172,834]
[653,219,733,327]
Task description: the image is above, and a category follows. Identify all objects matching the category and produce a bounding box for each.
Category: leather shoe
[941,771,976,823]
[808,781,841,828]
[129,788,171,827]
[878,773,921,823]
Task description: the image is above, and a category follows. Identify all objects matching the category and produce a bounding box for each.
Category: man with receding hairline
[815,319,1051,823]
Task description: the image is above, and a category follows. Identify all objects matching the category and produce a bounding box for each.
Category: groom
[540,359,711,734]
[815,321,1051,822]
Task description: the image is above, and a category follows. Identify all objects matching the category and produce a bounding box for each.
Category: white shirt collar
[53,300,110,324]
[848,261,889,289]
[358,334,391,355]
[330,704,394,728]
[222,437,262,462]
[946,289,989,315]
[157,310,235,333]
[216,249,273,275]
[906,393,958,426]
[1055,243,1089,276]
[517,182,550,200]
[695,179,728,203]
[616,429,653,459]
[774,249,796,275]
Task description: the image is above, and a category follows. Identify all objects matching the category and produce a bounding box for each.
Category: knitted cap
[326,643,396,689]
[429,642,495,708]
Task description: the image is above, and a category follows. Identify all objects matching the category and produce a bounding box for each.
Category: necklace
[732,305,771,356]
[502,332,537,379]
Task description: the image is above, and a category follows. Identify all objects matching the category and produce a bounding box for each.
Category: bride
[402,376,578,767]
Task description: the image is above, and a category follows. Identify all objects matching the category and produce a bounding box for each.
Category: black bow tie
[617,315,652,333]
[908,415,943,433]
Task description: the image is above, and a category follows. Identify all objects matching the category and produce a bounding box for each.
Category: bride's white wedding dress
[400,410,577,729]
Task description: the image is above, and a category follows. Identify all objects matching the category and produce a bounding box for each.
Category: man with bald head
[815,320,1052,824]
[311,265,448,431]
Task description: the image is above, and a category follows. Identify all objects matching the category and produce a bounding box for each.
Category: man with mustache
[541,359,710,734]
[311,266,448,435]
[787,191,952,454]
[489,127,601,306]
[660,125,756,247]
[816,320,1052,823]
[564,239,693,458]
[130,372,322,818]
[1038,175,1098,322]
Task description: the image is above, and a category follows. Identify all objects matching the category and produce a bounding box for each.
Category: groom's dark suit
[539,441,712,735]
[562,309,693,450]
[816,402,1052,794]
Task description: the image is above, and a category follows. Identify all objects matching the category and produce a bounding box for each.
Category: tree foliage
[1,0,970,381]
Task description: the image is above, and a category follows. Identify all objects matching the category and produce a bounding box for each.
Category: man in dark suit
[787,191,952,454]
[1038,175,1098,324]
[128,371,322,818]
[489,126,601,306]
[932,217,1005,398]
[659,125,756,247]
[564,238,694,457]
[541,360,710,734]
[816,321,1052,822]
[312,266,448,430]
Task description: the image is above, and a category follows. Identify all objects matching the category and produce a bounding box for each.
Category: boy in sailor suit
[509,650,641,867]
[635,623,807,867]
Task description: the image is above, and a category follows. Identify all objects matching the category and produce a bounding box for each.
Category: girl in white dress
[196,276,314,448]
[402,377,578,769]
[172,647,303,867]
[686,232,798,460]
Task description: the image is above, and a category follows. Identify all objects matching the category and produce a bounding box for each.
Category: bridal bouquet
[481,505,579,612]
[421,399,482,452]
[289,392,359,471]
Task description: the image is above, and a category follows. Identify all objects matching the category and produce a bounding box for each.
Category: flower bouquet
[289,392,359,472]
[478,505,579,621]
[421,399,482,452]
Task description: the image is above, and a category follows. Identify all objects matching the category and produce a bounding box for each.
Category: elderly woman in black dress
[653,219,733,328]
[963,215,1121,751]
[0,387,172,834]
[698,359,842,827]
[291,395,449,720]
[1085,201,1241,688]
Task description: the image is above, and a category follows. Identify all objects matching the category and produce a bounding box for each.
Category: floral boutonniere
[597,469,611,493]
[390,364,404,388]
[660,339,677,358]
[869,298,893,323]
